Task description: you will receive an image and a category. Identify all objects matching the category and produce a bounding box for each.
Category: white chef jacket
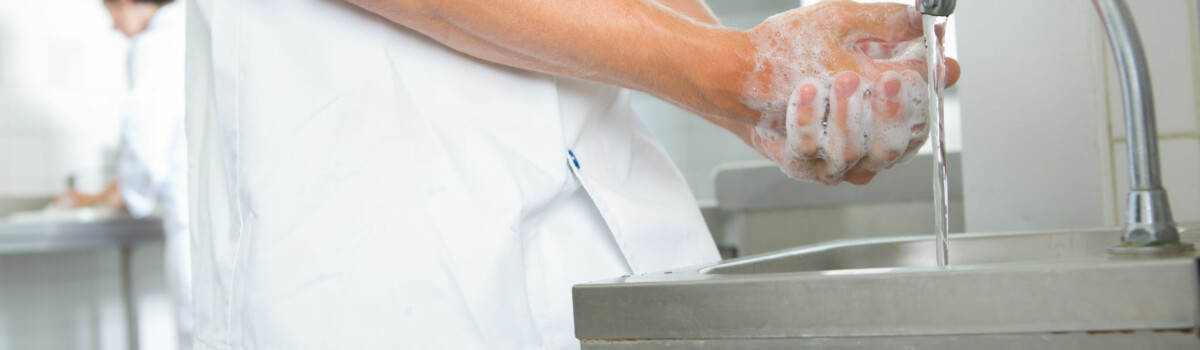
[184,1,720,349]
[119,0,192,336]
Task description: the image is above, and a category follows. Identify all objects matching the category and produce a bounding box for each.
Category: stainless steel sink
[702,224,1161,275]
[572,223,1200,349]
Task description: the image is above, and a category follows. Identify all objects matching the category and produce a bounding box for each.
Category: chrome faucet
[916,0,955,17]
[1092,0,1194,254]
[918,0,1192,254]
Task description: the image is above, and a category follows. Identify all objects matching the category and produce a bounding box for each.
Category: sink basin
[573,223,1200,349]
[703,225,1164,274]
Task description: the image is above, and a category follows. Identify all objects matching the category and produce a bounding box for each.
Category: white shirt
[120,2,187,235]
[118,0,193,337]
[185,1,720,349]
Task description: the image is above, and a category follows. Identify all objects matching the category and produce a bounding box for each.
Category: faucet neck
[1093,0,1190,254]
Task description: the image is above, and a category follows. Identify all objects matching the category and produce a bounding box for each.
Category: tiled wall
[957,0,1200,233]
[1105,0,1200,226]
[0,0,127,196]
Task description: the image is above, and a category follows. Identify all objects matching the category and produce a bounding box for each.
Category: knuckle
[843,149,861,163]
[802,139,820,157]
[885,150,902,162]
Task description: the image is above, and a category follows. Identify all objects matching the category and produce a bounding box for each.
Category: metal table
[0,217,164,350]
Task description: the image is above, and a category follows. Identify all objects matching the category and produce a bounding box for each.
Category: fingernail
[884,78,901,98]
[837,74,859,97]
[800,85,817,105]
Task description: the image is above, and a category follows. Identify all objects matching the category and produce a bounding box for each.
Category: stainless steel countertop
[573,223,1200,346]
[0,217,163,255]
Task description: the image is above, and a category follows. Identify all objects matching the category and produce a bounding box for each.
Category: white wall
[957,0,1200,232]
[0,1,178,349]
[0,0,127,196]
[1107,0,1200,227]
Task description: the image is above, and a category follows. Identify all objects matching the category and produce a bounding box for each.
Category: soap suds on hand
[741,3,934,183]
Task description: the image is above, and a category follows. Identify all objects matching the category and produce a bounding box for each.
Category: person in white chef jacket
[185,0,959,349]
[60,0,192,347]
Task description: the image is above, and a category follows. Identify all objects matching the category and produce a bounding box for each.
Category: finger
[873,59,925,78]
[820,72,868,183]
[843,167,878,185]
[786,83,823,160]
[753,126,825,183]
[945,57,960,87]
[844,3,924,42]
[870,58,959,90]
[859,71,908,172]
[784,158,821,183]
[890,70,931,167]
[854,41,904,61]
[808,158,842,185]
[750,128,786,164]
[766,83,826,182]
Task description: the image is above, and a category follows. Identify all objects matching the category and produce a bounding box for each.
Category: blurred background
[1,0,1200,349]
[0,1,177,349]
[0,0,126,197]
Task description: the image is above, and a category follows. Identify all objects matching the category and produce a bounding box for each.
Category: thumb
[871,56,959,88]
[845,3,924,42]
[944,57,960,88]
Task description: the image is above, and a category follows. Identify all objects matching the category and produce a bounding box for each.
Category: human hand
[53,187,123,209]
[54,189,99,208]
[739,0,960,185]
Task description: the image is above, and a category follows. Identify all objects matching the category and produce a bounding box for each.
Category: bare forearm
[347,0,758,123]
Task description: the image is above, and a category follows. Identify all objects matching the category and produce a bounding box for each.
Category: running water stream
[923,14,950,267]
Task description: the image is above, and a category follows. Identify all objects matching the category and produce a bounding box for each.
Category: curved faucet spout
[1092,0,1191,254]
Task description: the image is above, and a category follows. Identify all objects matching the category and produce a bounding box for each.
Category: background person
[58,0,191,347]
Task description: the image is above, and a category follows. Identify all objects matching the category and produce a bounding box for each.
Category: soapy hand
[740,0,960,185]
[54,189,120,209]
